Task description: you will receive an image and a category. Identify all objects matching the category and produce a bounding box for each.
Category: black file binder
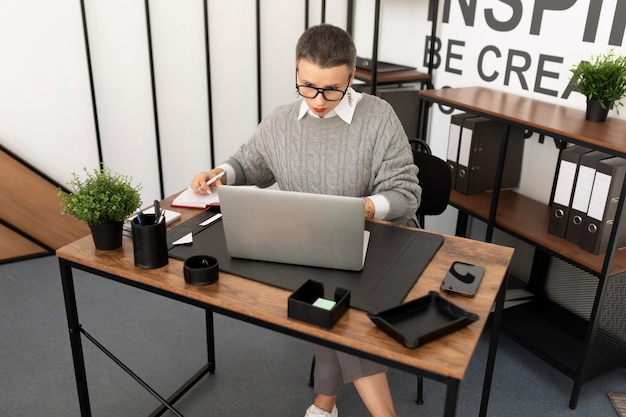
[455,117,525,195]
[378,89,421,139]
[547,145,591,238]
[447,112,475,188]
[356,56,416,72]
[579,156,626,255]
[564,151,611,246]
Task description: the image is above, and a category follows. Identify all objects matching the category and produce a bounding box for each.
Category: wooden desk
[56,195,513,417]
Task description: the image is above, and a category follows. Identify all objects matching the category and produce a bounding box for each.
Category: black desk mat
[168,209,444,313]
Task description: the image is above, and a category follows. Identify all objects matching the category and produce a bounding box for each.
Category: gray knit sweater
[225,93,421,225]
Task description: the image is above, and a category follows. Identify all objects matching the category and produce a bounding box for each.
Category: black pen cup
[131,214,168,269]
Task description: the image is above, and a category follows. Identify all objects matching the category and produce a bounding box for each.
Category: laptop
[218,186,370,271]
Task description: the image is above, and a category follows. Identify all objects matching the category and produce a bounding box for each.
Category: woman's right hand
[191,169,226,194]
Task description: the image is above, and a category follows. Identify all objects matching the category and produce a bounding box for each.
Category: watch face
[440,261,485,297]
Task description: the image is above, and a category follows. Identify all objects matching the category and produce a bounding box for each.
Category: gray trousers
[313,345,387,396]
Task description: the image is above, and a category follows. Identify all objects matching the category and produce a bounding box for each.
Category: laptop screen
[218,186,369,271]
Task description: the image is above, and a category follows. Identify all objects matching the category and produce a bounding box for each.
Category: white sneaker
[304,404,338,417]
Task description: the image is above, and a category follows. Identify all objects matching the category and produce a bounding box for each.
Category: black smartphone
[440,261,485,297]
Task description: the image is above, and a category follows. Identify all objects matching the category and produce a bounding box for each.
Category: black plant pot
[586,99,612,122]
[89,221,123,250]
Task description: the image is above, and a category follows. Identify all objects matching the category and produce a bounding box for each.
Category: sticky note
[312,298,336,310]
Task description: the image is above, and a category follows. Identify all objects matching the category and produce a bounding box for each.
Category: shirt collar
[297,87,362,124]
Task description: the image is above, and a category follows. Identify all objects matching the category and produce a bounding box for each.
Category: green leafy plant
[570,49,626,112]
[58,164,142,225]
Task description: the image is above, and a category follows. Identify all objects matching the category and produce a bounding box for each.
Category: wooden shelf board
[355,68,430,84]
[419,87,626,157]
[450,190,626,276]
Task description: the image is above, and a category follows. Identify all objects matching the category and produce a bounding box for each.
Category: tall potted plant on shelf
[58,164,142,250]
[570,49,626,122]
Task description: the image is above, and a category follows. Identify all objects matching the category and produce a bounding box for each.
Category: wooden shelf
[419,87,626,157]
[355,68,430,85]
[450,189,626,276]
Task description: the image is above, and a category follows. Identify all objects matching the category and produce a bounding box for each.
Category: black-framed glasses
[295,76,351,102]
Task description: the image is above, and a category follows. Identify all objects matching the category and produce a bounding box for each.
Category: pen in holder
[131,213,168,269]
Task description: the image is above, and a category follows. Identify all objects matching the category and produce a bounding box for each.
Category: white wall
[0,1,99,183]
[85,0,161,201]
[1,0,625,207]
[150,0,211,197]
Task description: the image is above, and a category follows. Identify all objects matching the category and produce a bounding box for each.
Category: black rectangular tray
[367,291,479,348]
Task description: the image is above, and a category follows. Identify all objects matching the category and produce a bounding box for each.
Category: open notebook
[171,186,220,209]
[218,186,370,271]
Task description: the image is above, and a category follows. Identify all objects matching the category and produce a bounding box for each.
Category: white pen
[196,171,225,192]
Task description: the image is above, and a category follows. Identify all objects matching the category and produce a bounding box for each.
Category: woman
[191,23,421,417]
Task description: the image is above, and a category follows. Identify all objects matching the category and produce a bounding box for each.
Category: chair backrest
[408,139,451,227]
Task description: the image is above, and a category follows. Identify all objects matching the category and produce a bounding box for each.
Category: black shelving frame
[419,87,626,410]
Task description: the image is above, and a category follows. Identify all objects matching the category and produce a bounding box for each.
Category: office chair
[409,138,452,228]
[308,138,451,405]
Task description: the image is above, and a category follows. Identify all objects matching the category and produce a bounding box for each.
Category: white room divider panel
[0,1,99,185]
[259,0,305,123]
[149,0,212,198]
[84,0,161,204]
[205,1,260,167]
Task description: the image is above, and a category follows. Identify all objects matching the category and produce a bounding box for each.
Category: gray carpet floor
[2,255,626,416]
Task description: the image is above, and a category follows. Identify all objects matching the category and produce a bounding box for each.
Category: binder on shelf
[378,89,421,139]
[564,151,611,246]
[356,56,416,72]
[578,156,626,255]
[547,145,592,238]
[447,112,476,188]
[455,117,525,195]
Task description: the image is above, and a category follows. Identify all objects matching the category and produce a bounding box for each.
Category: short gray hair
[296,23,356,69]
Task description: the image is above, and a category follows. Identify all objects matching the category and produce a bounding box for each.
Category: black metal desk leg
[205,309,216,373]
[443,378,459,417]
[59,260,92,417]
[479,273,508,417]
[569,382,582,409]
[455,212,468,237]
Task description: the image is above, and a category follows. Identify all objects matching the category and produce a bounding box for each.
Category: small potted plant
[58,164,142,249]
[570,49,626,122]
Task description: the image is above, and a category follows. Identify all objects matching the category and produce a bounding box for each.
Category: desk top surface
[56,193,513,381]
[420,87,626,157]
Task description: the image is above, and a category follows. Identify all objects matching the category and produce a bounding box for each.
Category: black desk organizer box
[288,279,350,329]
